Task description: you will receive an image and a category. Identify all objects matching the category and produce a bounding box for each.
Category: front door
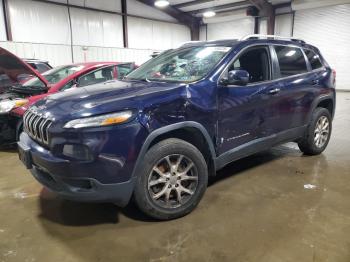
[217,45,280,155]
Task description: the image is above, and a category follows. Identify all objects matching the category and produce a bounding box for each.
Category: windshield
[23,65,85,88]
[126,46,231,83]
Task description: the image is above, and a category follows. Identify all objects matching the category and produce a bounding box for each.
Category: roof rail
[240,34,305,44]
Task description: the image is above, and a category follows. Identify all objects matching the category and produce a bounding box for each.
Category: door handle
[268,87,281,95]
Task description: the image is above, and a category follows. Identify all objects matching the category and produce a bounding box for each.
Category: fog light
[62,144,93,161]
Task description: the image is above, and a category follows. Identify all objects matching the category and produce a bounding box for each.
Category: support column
[2,0,12,41]
[121,0,128,48]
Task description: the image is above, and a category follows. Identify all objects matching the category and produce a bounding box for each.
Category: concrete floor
[1,92,350,262]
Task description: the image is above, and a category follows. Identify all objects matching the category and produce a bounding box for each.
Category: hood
[0,47,48,93]
[34,80,186,120]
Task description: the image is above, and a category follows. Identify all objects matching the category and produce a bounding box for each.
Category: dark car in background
[0,47,136,145]
[18,35,335,220]
[23,59,52,73]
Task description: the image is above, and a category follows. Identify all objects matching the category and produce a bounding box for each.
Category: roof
[180,35,314,49]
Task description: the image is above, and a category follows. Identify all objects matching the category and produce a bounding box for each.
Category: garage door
[293,4,350,90]
[206,18,254,40]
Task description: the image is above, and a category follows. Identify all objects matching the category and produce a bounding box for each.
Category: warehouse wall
[274,14,293,36]
[128,17,190,50]
[293,4,350,90]
[0,0,190,66]
[206,18,254,40]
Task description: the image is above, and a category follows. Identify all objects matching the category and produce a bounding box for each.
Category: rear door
[269,45,315,132]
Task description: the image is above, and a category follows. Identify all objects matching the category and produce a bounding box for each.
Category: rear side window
[274,46,308,77]
[304,49,323,70]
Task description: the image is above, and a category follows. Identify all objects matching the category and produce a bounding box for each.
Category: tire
[298,107,332,155]
[133,138,208,220]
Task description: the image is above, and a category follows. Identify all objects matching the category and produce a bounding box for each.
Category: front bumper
[30,166,135,205]
[18,121,147,205]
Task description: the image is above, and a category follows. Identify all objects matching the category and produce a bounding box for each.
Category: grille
[23,108,53,145]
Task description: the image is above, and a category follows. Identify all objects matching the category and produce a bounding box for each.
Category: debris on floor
[304,184,317,190]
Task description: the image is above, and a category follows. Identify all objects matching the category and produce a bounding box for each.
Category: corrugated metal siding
[69,7,124,48]
[128,17,190,50]
[206,18,254,40]
[0,41,157,66]
[8,0,71,45]
[259,19,268,35]
[294,4,350,90]
[275,14,293,37]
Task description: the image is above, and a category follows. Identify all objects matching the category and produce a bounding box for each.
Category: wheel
[133,138,208,220]
[298,108,332,155]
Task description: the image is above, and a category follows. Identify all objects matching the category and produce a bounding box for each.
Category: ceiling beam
[189,1,251,15]
[248,0,275,34]
[136,0,201,41]
[173,0,215,9]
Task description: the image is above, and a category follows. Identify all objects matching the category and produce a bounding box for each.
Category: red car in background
[0,47,136,145]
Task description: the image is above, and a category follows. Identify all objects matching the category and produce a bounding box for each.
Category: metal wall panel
[259,19,268,35]
[8,0,71,44]
[72,45,155,65]
[0,0,6,40]
[294,4,350,90]
[0,41,72,66]
[128,17,191,50]
[70,7,124,48]
[0,41,156,66]
[275,14,293,37]
[206,18,254,40]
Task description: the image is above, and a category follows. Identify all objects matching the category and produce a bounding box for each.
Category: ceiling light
[203,11,216,18]
[154,0,169,8]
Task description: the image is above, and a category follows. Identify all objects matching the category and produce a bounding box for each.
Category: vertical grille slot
[23,108,53,145]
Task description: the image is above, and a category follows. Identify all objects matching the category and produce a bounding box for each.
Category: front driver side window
[228,46,270,84]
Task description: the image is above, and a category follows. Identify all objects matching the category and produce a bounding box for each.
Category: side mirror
[222,70,250,86]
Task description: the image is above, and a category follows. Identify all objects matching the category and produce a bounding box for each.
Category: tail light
[332,69,336,86]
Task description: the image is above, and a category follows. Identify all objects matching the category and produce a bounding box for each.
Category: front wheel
[133,138,208,220]
[298,108,332,155]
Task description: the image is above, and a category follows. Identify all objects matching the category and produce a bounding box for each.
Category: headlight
[64,111,133,129]
[0,99,28,113]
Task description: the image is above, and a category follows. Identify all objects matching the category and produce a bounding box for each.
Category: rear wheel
[133,138,208,220]
[298,108,332,155]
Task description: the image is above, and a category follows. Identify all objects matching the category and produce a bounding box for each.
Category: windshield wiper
[9,85,47,94]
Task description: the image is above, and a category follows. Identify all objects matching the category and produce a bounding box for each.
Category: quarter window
[274,46,308,77]
[304,49,323,70]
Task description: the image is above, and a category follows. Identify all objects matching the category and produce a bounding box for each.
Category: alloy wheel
[147,154,198,209]
[314,116,330,148]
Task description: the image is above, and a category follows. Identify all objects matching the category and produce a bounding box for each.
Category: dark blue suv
[18,35,336,220]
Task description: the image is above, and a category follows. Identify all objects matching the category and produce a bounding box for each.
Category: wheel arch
[308,94,335,123]
[131,121,217,179]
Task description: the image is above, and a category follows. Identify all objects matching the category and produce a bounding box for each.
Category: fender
[131,121,217,178]
[306,93,335,123]
[16,118,23,141]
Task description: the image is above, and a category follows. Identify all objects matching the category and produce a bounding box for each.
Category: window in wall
[274,46,308,77]
[228,46,270,84]
[304,49,323,70]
